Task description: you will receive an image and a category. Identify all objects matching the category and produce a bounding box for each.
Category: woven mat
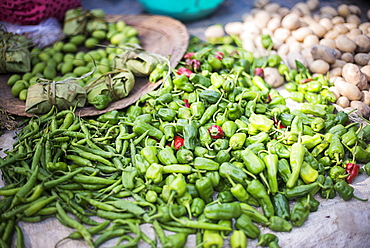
[0,14,189,117]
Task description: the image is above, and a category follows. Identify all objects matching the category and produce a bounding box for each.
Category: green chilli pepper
[286,140,305,188]
[268,216,292,232]
[263,152,279,194]
[230,230,248,248]
[246,179,274,218]
[163,232,188,248]
[239,203,269,224]
[196,176,214,204]
[249,113,274,132]
[241,148,266,174]
[191,197,205,217]
[204,202,242,220]
[334,180,368,201]
[203,230,223,248]
[193,157,220,171]
[235,213,261,239]
[158,146,178,165]
[290,200,311,227]
[284,182,320,200]
[90,94,113,110]
[257,233,279,248]
[145,163,163,184]
[173,74,195,92]
[320,176,336,199]
[272,193,290,220]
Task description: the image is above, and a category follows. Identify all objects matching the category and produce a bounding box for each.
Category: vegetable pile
[1,32,370,248]
[205,0,370,119]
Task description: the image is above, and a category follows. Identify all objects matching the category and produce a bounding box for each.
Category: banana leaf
[114,44,166,77]
[63,8,107,36]
[0,27,31,73]
[25,80,86,114]
[84,69,135,106]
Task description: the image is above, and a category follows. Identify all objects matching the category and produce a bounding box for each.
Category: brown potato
[354,35,370,53]
[360,65,370,81]
[336,96,350,108]
[334,79,362,100]
[361,91,370,105]
[310,44,337,63]
[309,59,330,74]
[263,67,285,88]
[350,100,370,118]
[336,34,357,53]
[354,53,370,66]
[342,63,368,88]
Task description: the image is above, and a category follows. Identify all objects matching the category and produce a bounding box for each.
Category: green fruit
[43,66,57,80]
[7,74,21,86]
[29,76,40,87]
[47,59,57,70]
[92,30,106,41]
[73,66,90,77]
[73,52,86,67]
[91,9,105,18]
[61,62,74,74]
[62,43,78,53]
[19,89,28,101]
[115,20,126,31]
[31,62,46,75]
[22,72,33,82]
[11,80,27,97]
[53,41,64,52]
[96,48,107,59]
[86,50,101,61]
[84,37,99,49]
[64,53,75,63]
[99,58,110,74]
[53,52,64,63]
[110,33,126,45]
[70,34,86,46]
[38,52,50,62]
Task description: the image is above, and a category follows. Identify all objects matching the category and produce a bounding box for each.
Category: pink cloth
[0,0,82,25]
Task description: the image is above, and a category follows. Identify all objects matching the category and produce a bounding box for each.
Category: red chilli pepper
[266,94,272,104]
[254,67,264,77]
[185,59,201,71]
[272,117,285,129]
[183,99,190,108]
[174,136,185,150]
[184,52,196,60]
[177,67,193,77]
[345,163,360,184]
[208,125,224,139]
[215,51,224,60]
[300,78,314,84]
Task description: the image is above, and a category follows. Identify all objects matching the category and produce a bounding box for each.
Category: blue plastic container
[137,0,224,22]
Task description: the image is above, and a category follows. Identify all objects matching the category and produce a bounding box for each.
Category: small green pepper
[90,94,113,110]
[334,180,368,201]
[235,213,261,239]
[191,197,205,217]
[290,199,311,227]
[239,203,268,224]
[173,74,195,92]
[272,193,290,220]
[230,230,248,248]
[257,233,279,247]
[268,216,292,232]
[246,179,274,218]
[204,202,242,220]
[203,230,223,248]
[241,148,266,175]
[320,176,336,199]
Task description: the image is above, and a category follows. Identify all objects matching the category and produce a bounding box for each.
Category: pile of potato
[205,0,370,119]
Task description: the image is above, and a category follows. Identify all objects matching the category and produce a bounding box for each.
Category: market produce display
[1,26,370,247]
